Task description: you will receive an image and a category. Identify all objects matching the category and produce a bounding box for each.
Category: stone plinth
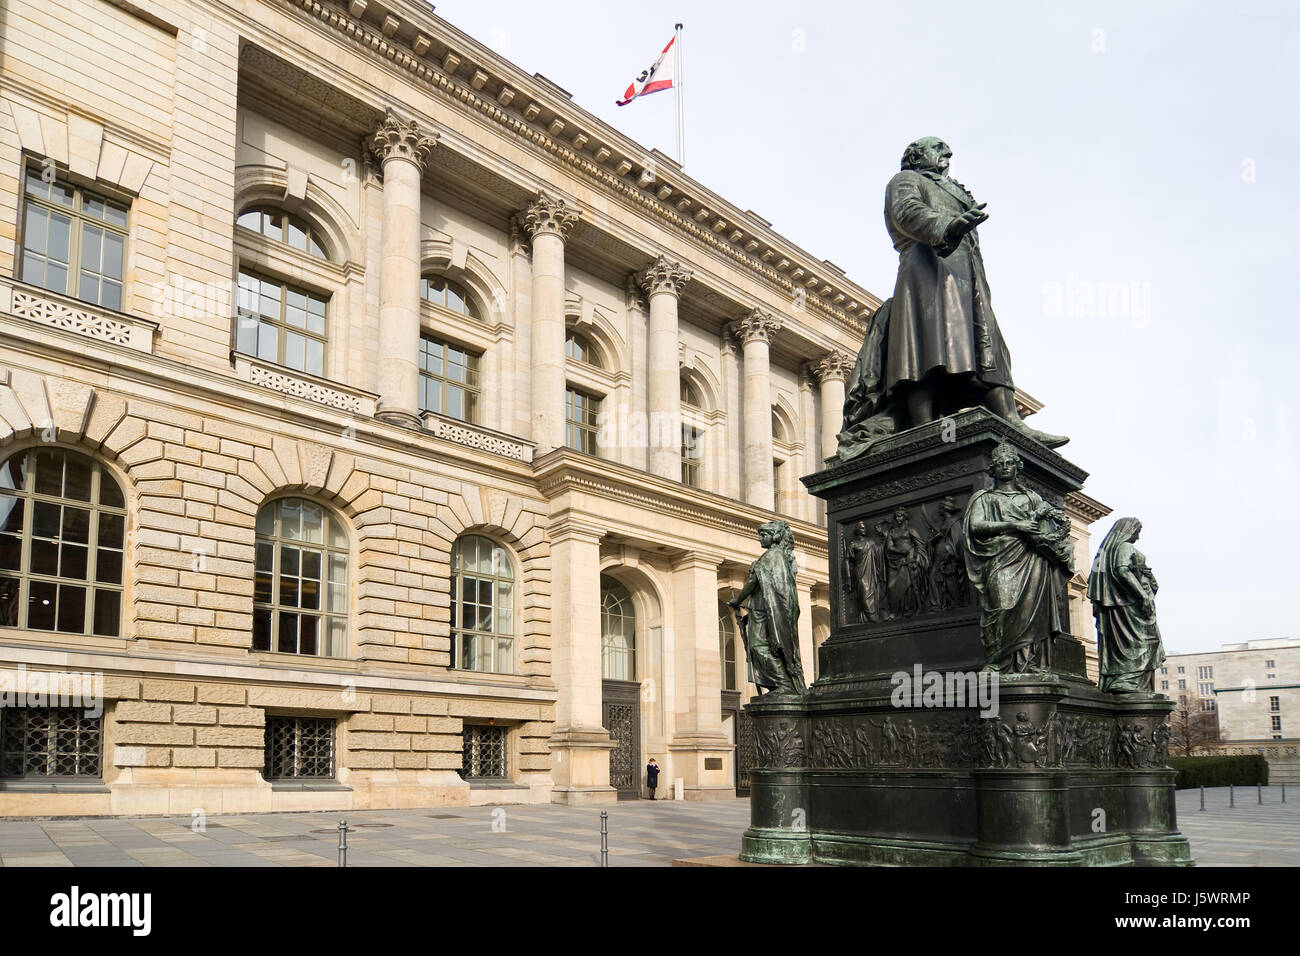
[739,409,1192,866]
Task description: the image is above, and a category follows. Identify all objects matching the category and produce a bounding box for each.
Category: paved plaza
[0,788,1294,867]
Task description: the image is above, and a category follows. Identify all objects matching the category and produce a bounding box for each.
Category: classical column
[812,351,854,462]
[371,111,437,426]
[636,255,693,480]
[547,516,616,804]
[521,192,580,454]
[730,308,782,510]
[668,551,734,799]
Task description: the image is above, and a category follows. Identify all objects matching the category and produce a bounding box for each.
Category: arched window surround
[0,445,128,639]
[252,495,352,659]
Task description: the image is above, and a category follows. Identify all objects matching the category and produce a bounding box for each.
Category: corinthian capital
[369,110,438,172]
[636,255,693,298]
[521,191,581,241]
[729,308,782,346]
[811,350,855,384]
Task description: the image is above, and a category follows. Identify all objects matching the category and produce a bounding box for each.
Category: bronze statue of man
[729,520,806,696]
[838,137,1066,458]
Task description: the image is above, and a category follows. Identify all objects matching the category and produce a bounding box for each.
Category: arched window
[253,498,348,657]
[420,275,481,320]
[0,448,124,637]
[718,601,738,691]
[451,535,515,673]
[237,206,327,259]
[601,575,636,681]
[565,331,601,368]
[680,378,702,409]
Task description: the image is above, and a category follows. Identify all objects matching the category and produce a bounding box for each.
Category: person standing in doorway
[646,758,660,799]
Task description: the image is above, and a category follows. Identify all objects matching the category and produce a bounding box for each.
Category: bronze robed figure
[962,442,1074,673]
[837,137,1067,460]
[1089,517,1165,693]
[730,520,806,696]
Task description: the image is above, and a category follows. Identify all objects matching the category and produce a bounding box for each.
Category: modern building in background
[0,0,1107,816]
[1163,638,1300,758]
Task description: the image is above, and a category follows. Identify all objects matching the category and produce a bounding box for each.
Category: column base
[375,407,423,429]
[548,726,616,802]
[668,732,736,800]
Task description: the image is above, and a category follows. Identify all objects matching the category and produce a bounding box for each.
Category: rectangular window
[263,715,335,780]
[1202,699,1216,712]
[565,387,601,455]
[1198,665,1213,679]
[681,425,702,486]
[1178,679,1186,689]
[460,724,508,780]
[1271,696,1281,712]
[1199,682,1213,697]
[1177,666,1185,674]
[0,707,102,779]
[1266,659,1276,668]
[20,165,127,310]
[1271,715,1283,733]
[1160,680,1168,691]
[419,335,481,422]
[236,270,328,377]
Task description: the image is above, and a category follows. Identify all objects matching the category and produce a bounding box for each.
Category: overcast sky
[436,0,1298,653]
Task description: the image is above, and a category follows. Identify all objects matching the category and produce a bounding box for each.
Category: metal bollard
[600,810,609,868]
[337,819,351,867]
[1199,784,1205,811]
[1283,783,1287,804]
[1229,784,1235,808]
[1258,783,1263,805]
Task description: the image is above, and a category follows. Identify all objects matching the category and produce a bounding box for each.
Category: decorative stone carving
[729,307,782,345]
[422,414,534,463]
[635,255,692,298]
[369,109,438,172]
[811,350,854,384]
[520,190,581,241]
[10,288,136,347]
[248,364,363,413]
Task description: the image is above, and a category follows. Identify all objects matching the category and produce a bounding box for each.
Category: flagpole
[675,22,685,168]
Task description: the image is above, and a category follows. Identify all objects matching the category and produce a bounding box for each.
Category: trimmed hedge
[1171,754,1270,789]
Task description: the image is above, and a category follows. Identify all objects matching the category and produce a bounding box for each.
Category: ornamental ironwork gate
[602,679,641,800]
[736,707,755,796]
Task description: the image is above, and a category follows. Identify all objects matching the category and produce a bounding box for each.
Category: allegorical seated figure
[729,520,806,696]
[837,137,1067,460]
[1088,516,1166,693]
[962,442,1075,673]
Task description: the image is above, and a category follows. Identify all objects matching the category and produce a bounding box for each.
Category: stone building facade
[0,0,1106,816]
[1163,639,1300,758]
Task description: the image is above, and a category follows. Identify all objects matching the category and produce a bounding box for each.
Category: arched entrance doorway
[600,574,641,799]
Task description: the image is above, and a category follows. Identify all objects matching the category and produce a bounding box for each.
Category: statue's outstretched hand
[943,204,988,245]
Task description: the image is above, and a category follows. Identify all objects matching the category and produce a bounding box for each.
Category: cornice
[533,449,829,562]
[275,0,880,338]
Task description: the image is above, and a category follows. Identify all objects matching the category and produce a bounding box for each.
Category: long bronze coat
[883,169,1015,396]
